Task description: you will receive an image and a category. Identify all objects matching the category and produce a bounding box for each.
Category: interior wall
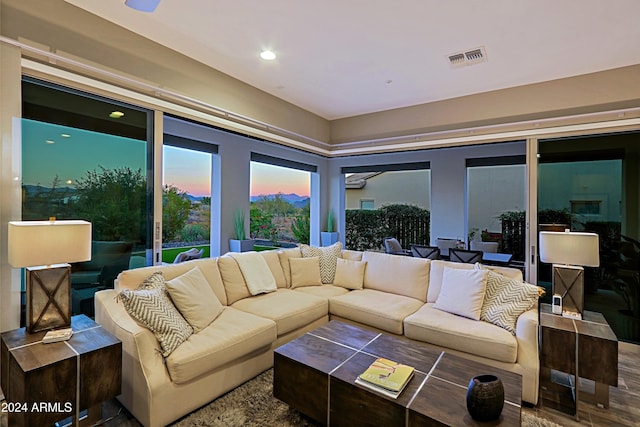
[331,64,640,145]
[0,41,22,333]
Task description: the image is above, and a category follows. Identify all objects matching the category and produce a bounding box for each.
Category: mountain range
[250,193,310,208]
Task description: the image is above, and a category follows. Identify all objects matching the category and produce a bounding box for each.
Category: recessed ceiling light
[46,140,55,144]
[61,133,71,138]
[66,179,73,185]
[109,111,125,119]
[260,50,277,61]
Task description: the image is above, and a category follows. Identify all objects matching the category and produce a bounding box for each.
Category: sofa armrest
[95,289,172,427]
[515,306,540,404]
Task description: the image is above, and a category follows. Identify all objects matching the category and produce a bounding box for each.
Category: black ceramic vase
[466,374,504,421]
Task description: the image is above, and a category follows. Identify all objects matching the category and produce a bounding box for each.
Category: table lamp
[539,229,600,320]
[8,219,92,333]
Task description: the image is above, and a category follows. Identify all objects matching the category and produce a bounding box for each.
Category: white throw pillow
[333,258,367,290]
[481,270,539,334]
[433,267,488,320]
[289,257,323,288]
[165,267,224,333]
[300,242,342,284]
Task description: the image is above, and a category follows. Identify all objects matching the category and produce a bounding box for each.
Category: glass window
[466,161,526,261]
[249,161,311,247]
[360,200,375,210]
[343,166,431,252]
[538,133,638,344]
[21,78,152,320]
[162,143,213,263]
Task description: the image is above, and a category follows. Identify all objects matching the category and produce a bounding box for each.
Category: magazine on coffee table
[355,357,414,399]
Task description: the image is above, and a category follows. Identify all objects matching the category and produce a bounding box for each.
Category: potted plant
[320,209,339,246]
[229,209,254,252]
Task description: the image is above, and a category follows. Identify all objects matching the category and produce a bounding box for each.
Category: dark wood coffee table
[274,320,521,426]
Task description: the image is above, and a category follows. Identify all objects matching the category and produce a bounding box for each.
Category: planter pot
[466,374,504,421]
[320,232,339,247]
[229,239,255,253]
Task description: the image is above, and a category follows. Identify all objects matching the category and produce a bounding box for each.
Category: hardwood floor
[2,342,637,426]
[96,342,640,427]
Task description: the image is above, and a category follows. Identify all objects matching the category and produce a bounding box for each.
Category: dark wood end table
[539,303,618,420]
[1,314,122,427]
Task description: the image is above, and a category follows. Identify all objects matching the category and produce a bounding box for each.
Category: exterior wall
[345,170,431,210]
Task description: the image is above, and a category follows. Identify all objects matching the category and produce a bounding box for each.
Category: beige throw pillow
[333,258,367,290]
[481,270,539,334]
[433,267,488,320]
[165,267,224,333]
[300,242,342,284]
[289,257,323,288]
[118,272,193,357]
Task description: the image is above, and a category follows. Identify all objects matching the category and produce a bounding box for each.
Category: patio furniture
[470,241,499,253]
[449,248,483,264]
[173,248,205,263]
[410,244,440,260]
[436,238,460,257]
[383,237,411,256]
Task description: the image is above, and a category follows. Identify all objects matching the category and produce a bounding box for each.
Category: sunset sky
[23,120,310,199]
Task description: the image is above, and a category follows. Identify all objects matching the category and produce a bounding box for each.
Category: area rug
[170,369,564,427]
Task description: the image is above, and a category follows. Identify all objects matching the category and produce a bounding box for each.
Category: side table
[539,303,618,420]
[1,314,122,427]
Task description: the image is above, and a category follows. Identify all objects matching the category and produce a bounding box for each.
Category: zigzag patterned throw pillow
[118,271,193,357]
[300,242,342,284]
[480,270,539,334]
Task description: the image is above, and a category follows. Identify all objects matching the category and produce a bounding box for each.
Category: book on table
[355,357,414,399]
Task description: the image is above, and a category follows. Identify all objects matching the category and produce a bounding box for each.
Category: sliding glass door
[21,78,153,320]
[537,132,640,343]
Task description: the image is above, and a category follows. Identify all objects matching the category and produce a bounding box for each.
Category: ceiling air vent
[448,46,487,68]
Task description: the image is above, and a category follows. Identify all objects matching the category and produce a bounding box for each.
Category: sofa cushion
[294,284,350,298]
[116,257,228,305]
[165,267,224,333]
[427,260,474,303]
[329,289,424,334]
[118,272,193,357]
[333,258,367,290]
[361,251,430,302]
[260,250,287,288]
[289,257,322,288]
[218,255,252,304]
[433,267,488,320]
[300,242,343,284]
[278,247,302,287]
[480,270,539,334]
[165,307,276,384]
[341,249,364,261]
[231,289,327,336]
[404,303,518,363]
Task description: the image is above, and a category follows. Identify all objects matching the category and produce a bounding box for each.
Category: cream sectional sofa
[95,246,539,427]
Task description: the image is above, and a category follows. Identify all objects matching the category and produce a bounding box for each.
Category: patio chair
[436,238,460,257]
[410,244,441,260]
[383,237,411,256]
[173,248,205,263]
[449,248,483,264]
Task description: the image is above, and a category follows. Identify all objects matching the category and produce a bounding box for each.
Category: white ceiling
[65,0,640,120]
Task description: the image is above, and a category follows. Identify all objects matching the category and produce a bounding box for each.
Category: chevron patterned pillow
[118,271,193,357]
[480,270,539,334]
[300,242,342,284]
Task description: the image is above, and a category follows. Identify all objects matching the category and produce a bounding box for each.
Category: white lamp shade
[8,220,92,267]
[539,231,600,267]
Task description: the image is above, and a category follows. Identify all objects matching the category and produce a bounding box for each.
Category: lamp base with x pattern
[552,264,584,320]
[26,263,72,333]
